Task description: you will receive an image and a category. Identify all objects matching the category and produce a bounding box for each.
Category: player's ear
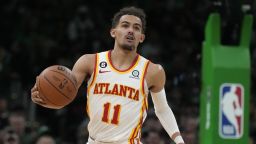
[139,34,145,43]
[110,29,116,38]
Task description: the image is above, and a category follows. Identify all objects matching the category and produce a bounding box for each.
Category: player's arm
[146,62,185,144]
[72,54,95,88]
[31,54,95,104]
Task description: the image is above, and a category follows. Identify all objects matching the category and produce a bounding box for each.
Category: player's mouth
[125,35,134,42]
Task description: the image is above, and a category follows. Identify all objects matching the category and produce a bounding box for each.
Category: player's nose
[127,26,134,33]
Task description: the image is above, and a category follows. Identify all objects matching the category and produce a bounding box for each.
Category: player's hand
[31,77,45,105]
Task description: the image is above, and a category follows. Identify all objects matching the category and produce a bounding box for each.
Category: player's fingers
[31,93,45,104]
[37,100,47,105]
[31,90,39,97]
[31,91,42,102]
[32,96,41,102]
[32,98,46,105]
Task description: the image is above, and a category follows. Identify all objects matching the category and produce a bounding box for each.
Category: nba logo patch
[219,83,244,139]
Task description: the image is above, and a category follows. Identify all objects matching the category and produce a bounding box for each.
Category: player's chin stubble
[121,44,135,51]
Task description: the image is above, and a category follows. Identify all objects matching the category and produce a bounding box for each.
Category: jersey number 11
[102,102,121,125]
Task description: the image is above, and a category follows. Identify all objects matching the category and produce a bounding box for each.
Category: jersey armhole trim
[141,60,150,95]
[88,53,98,88]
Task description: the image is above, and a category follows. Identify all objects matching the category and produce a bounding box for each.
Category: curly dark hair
[112,6,146,33]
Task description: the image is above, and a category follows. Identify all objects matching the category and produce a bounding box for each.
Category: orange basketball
[37,65,78,109]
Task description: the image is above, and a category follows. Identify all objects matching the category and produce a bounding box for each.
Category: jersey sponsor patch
[129,70,140,79]
[219,83,244,139]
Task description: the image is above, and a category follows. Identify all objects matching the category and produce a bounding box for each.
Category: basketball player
[35,133,56,144]
[31,6,185,144]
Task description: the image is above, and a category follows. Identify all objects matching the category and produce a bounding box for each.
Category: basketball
[37,65,78,109]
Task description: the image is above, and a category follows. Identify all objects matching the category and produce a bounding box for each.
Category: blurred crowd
[0,0,255,144]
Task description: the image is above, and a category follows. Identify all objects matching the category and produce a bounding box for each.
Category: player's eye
[121,24,129,28]
[134,26,141,31]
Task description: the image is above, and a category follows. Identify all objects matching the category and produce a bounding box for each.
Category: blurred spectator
[35,133,56,144]
[67,5,95,52]
[8,105,33,144]
[180,115,198,144]
[142,129,164,144]
[0,96,8,130]
[8,107,26,137]
[2,127,20,144]
[68,5,94,40]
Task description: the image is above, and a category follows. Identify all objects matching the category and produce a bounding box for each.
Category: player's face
[111,15,145,51]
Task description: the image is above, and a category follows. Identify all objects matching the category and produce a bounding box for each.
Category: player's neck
[110,48,138,70]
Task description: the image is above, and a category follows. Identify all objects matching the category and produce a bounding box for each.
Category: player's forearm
[151,89,185,144]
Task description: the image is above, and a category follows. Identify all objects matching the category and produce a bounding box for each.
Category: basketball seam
[43,75,72,100]
[49,70,77,89]
[38,77,62,106]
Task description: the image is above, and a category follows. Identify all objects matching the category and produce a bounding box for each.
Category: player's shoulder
[79,53,96,61]
[145,61,166,91]
[147,61,165,77]
[75,53,97,70]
